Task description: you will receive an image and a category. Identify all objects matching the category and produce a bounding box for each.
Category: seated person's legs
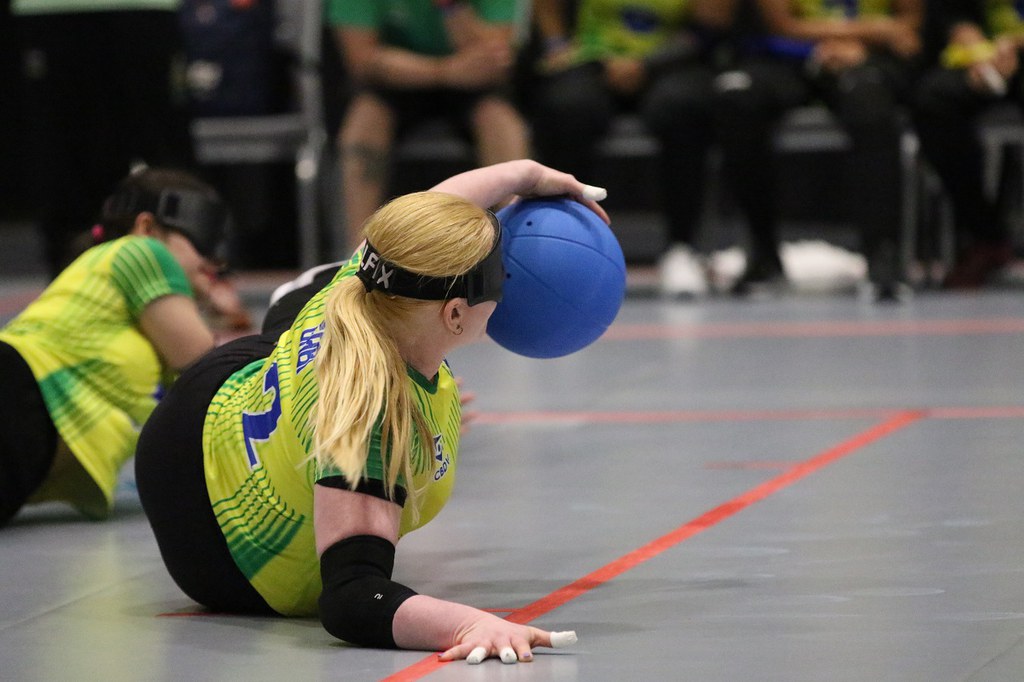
[338,92,396,254]
[913,66,1011,287]
[470,95,531,170]
[820,55,914,297]
[529,63,615,179]
[713,58,809,292]
[641,64,716,296]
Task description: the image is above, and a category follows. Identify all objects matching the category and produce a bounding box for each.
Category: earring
[453,325,464,336]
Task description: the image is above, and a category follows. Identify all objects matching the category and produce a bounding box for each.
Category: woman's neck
[389,314,448,379]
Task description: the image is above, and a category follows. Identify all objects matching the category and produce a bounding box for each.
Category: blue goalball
[487,198,626,359]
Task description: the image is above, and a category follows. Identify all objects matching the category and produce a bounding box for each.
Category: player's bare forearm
[430,160,609,222]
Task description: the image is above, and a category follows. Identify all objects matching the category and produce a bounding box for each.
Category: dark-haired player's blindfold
[104,186,230,261]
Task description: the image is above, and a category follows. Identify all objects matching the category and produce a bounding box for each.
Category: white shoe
[780,240,866,292]
[659,244,708,297]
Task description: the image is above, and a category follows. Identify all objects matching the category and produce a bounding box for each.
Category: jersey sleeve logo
[296,322,325,373]
[241,362,282,469]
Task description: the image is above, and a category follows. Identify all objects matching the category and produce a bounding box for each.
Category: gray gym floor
[2,272,1023,682]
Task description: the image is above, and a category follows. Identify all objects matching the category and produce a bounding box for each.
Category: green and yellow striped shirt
[0,236,192,518]
[202,254,462,616]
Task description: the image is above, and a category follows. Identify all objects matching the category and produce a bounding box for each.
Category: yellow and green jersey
[326,0,519,57]
[574,0,695,61]
[202,254,463,616]
[0,236,192,518]
[758,0,895,58]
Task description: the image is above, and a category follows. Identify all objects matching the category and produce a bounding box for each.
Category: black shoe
[858,279,912,304]
[731,257,786,297]
[865,240,909,303]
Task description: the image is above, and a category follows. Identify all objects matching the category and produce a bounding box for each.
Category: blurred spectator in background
[328,0,531,254]
[12,0,195,277]
[529,0,739,298]
[913,0,1022,288]
[712,0,924,300]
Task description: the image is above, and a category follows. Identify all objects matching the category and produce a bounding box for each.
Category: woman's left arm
[430,160,610,223]
[138,295,215,371]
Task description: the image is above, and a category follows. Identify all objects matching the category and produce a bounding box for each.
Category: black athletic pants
[0,341,57,527]
[136,265,339,612]
[135,334,278,614]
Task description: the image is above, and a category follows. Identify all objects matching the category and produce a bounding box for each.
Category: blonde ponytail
[313,192,496,505]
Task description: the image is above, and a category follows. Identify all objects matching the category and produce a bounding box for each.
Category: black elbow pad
[318,535,417,648]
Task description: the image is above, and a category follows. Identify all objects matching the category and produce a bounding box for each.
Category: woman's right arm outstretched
[430,159,609,224]
[314,485,569,663]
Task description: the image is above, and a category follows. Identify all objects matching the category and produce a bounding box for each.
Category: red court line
[381,410,925,682]
[601,317,1024,341]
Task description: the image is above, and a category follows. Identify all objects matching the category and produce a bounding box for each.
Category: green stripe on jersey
[0,236,191,516]
[201,259,463,615]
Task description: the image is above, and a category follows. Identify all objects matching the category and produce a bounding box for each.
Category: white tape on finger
[499,647,517,664]
[466,646,488,665]
[550,631,578,649]
[582,185,608,202]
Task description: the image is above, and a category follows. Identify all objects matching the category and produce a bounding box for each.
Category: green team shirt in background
[202,253,463,616]
[326,0,519,56]
[0,237,192,518]
[574,0,695,61]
